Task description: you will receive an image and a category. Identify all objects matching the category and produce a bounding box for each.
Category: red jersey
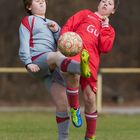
[61,9,115,91]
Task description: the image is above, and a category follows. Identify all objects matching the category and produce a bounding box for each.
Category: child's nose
[40,0,44,4]
[104,3,107,7]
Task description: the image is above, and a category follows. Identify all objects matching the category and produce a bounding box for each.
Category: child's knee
[84,89,96,107]
[64,74,80,87]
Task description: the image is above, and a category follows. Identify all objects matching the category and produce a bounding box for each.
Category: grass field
[0,111,140,140]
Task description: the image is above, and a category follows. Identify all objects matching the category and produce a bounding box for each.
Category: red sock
[56,116,70,123]
[66,87,80,109]
[56,113,70,139]
[60,58,71,72]
[85,111,97,138]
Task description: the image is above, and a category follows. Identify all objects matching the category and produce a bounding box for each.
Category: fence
[0,67,140,112]
[97,68,140,112]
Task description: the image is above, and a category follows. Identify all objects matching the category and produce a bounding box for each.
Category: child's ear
[28,7,31,10]
[111,9,115,14]
[26,6,31,11]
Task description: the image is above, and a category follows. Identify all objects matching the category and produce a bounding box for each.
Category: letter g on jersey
[87,25,99,37]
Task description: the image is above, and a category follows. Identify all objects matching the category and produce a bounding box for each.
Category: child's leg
[47,51,80,74]
[85,111,97,140]
[50,82,70,140]
[63,73,82,128]
[47,50,91,78]
[63,74,80,109]
[83,85,97,140]
[46,50,91,128]
[56,112,70,140]
[43,68,70,140]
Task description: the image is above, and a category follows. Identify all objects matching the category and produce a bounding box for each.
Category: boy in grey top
[19,0,91,140]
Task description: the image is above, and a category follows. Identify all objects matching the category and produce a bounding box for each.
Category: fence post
[97,73,102,113]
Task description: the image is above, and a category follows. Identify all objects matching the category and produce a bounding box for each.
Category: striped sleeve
[19,16,32,65]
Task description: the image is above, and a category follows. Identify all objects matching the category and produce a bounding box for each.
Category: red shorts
[69,53,97,93]
[80,76,97,93]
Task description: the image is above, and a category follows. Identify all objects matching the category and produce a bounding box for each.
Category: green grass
[0,111,140,140]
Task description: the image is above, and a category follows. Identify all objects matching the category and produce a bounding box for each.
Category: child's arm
[19,17,40,73]
[48,21,59,32]
[47,21,61,41]
[19,23,32,65]
[26,63,40,72]
[98,17,115,53]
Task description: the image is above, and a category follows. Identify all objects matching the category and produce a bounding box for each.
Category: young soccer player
[61,0,119,139]
[19,0,90,140]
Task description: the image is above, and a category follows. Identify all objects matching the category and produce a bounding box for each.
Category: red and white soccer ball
[58,32,83,56]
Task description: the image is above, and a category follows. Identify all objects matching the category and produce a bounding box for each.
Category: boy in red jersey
[61,0,119,139]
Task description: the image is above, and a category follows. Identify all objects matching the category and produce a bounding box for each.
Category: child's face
[97,0,115,16]
[28,0,46,16]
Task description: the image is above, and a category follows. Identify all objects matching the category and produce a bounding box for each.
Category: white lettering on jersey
[87,25,99,37]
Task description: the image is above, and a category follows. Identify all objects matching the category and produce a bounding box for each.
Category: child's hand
[101,16,109,27]
[48,21,59,32]
[26,63,40,73]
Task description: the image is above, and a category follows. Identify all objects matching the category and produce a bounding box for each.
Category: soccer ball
[58,32,83,56]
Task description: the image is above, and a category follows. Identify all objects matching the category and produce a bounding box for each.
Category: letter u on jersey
[87,25,99,37]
